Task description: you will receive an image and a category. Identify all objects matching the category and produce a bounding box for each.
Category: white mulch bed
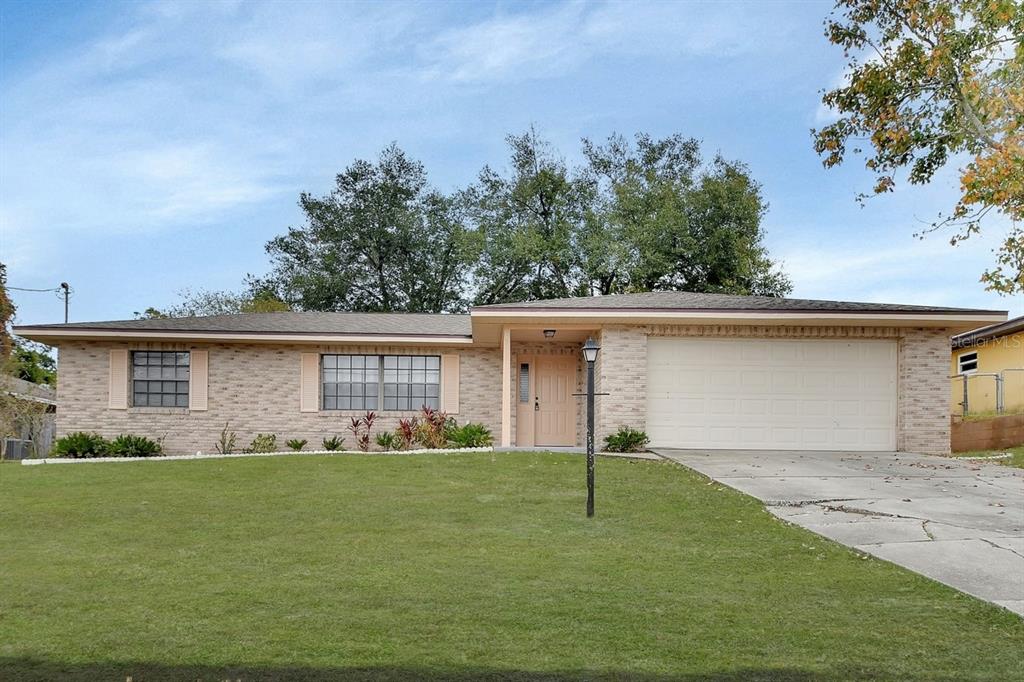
[21,447,494,465]
[957,453,1013,461]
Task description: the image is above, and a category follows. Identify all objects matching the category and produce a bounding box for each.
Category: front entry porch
[498,327,597,448]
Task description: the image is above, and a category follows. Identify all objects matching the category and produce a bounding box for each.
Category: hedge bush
[108,434,162,458]
[447,423,493,448]
[51,432,109,458]
[603,426,650,453]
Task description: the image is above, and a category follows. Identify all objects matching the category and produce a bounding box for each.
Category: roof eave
[12,327,474,346]
[951,316,1024,348]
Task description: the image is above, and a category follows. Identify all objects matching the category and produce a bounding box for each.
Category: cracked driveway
[654,449,1024,616]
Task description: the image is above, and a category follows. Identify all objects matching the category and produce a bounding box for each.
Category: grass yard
[1,452,1022,681]
[954,445,1024,469]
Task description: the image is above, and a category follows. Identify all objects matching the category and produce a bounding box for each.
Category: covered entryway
[647,337,897,451]
[516,353,578,447]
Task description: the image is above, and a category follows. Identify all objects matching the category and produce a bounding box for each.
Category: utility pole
[59,282,70,323]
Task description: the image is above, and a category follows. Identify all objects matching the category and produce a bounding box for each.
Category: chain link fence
[951,368,1024,417]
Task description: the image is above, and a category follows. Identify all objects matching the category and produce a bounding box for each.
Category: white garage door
[646,337,897,451]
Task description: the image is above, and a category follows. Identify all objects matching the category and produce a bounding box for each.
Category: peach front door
[535,356,577,446]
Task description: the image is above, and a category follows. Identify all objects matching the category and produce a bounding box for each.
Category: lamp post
[581,337,600,518]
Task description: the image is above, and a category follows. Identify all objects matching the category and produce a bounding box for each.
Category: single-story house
[15,292,1006,456]
[950,315,1024,416]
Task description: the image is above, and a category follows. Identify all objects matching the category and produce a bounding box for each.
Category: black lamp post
[581,337,600,517]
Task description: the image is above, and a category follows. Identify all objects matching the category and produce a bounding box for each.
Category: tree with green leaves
[580,133,791,297]
[814,0,1023,294]
[0,263,15,361]
[263,144,473,313]
[135,287,291,319]
[466,131,790,303]
[463,129,592,304]
[11,339,56,386]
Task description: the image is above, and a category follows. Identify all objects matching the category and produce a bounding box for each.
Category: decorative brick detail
[647,325,904,339]
[55,341,501,455]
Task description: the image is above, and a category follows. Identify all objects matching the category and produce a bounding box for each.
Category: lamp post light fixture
[581,337,600,517]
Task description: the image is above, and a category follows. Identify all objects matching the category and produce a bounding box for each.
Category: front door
[534,356,577,446]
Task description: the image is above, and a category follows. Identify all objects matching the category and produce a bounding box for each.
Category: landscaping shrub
[394,418,417,450]
[215,422,237,454]
[446,422,493,448]
[347,411,377,452]
[322,435,345,451]
[375,432,398,451]
[286,438,307,452]
[51,432,109,458]
[603,426,650,453]
[415,406,452,449]
[247,434,277,453]
[108,434,162,458]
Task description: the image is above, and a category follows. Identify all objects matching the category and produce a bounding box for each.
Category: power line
[8,285,60,292]
[8,283,73,323]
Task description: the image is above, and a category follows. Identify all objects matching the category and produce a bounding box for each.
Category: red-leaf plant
[416,406,450,449]
[347,411,377,452]
[395,417,417,450]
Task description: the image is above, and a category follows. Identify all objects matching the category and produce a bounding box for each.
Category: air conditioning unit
[2,438,31,460]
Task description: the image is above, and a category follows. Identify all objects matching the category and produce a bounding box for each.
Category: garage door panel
[801,400,830,417]
[740,399,769,416]
[646,337,897,451]
[741,370,770,390]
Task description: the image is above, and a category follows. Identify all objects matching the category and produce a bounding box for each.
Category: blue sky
[2,0,1020,325]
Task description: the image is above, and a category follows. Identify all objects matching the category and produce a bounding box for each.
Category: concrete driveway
[654,449,1024,616]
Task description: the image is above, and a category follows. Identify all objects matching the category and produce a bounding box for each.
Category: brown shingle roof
[18,312,472,337]
[474,291,1004,315]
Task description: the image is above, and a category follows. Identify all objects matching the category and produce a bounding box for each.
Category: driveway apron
[654,449,1024,616]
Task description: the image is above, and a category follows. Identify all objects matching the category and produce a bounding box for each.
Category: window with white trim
[320,354,439,411]
[519,363,530,402]
[957,351,978,375]
[132,351,190,407]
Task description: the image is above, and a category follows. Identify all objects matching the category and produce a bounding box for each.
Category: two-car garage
[646,337,898,451]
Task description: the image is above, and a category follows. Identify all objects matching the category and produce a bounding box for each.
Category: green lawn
[1,453,1021,681]
[954,445,1024,469]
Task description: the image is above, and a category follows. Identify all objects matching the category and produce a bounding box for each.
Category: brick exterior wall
[897,327,952,454]
[594,326,647,446]
[53,324,955,455]
[55,341,501,454]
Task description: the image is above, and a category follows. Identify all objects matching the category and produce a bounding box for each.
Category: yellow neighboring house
[950,316,1024,416]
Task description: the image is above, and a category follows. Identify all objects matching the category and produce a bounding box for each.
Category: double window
[957,351,979,375]
[321,354,440,411]
[132,351,189,407]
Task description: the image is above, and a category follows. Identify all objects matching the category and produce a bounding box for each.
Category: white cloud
[423,0,786,84]
[777,226,1022,317]
[422,2,587,82]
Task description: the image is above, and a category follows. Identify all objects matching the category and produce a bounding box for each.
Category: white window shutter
[300,353,319,412]
[441,354,460,414]
[108,349,128,410]
[189,350,208,411]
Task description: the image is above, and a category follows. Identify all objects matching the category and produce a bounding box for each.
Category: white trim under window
[957,351,979,375]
